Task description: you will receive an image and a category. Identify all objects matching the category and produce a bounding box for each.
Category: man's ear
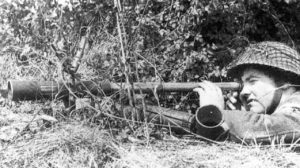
[275,77,290,89]
[281,83,292,90]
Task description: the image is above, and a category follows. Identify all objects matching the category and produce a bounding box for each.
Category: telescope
[7,80,241,101]
[6,80,236,140]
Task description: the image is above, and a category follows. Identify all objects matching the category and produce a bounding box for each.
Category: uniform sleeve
[222,105,300,143]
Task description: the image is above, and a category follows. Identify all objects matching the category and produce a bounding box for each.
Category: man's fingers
[228,96,237,104]
[193,87,205,107]
[193,81,226,109]
[199,81,223,96]
[225,91,240,110]
[226,101,236,110]
[197,82,209,92]
[193,87,204,94]
[232,91,238,97]
[201,81,216,91]
[193,87,205,98]
[226,91,239,103]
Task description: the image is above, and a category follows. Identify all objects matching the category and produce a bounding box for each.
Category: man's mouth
[245,99,266,113]
[246,99,256,106]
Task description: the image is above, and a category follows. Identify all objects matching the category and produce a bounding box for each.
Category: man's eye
[249,79,257,84]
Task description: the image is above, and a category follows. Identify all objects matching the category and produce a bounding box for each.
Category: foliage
[0,0,299,82]
[0,0,300,117]
[0,1,300,166]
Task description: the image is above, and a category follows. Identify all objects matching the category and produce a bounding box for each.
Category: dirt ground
[0,102,300,168]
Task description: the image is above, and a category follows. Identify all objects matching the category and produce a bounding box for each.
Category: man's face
[239,67,277,113]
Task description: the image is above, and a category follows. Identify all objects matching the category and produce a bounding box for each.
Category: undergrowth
[0,0,300,167]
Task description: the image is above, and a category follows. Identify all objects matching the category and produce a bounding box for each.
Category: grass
[0,121,118,168]
[0,103,300,168]
[106,135,300,168]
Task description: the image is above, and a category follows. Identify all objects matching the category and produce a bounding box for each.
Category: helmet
[227,41,300,78]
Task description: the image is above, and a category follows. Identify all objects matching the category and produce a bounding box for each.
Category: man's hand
[193,81,225,110]
[225,91,239,110]
[225,91,245,110]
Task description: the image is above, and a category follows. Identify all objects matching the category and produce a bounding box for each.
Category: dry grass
[0,105,300,168]
[110,140,300,168]
[0,122,119,168]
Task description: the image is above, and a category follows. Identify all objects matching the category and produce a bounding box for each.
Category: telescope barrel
[195,105,224,129]
[7,80,229,139]
[7,80,241,101]
[7,81,61,101]
[194,105,229,140]
[116,82,240,92]
[124,105,226,137]
[146,105,195,132]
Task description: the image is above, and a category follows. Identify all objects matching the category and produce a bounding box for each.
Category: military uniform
[197,41,300,143]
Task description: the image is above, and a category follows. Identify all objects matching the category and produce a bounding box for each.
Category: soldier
[194,41,300,144]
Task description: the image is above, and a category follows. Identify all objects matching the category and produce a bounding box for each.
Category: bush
[0,0,299,110]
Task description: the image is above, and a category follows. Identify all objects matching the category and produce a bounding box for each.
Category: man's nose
[239,84,251,101]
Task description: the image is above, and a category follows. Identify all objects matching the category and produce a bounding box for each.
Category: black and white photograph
[0,0,299,167]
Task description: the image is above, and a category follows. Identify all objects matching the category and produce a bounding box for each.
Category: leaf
[20,44,31,56]
[36,114,58,123]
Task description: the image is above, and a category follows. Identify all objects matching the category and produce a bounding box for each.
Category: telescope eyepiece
[195,105,224,129]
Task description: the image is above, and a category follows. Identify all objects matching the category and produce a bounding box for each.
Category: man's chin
[249,106,266,114]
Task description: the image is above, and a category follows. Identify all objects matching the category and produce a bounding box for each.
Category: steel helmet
[227,41,300,79]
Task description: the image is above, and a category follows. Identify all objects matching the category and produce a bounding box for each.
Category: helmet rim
[226,41,300,78]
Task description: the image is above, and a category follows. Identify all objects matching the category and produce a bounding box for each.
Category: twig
[115,0,135,116]
[268,3,295,48]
